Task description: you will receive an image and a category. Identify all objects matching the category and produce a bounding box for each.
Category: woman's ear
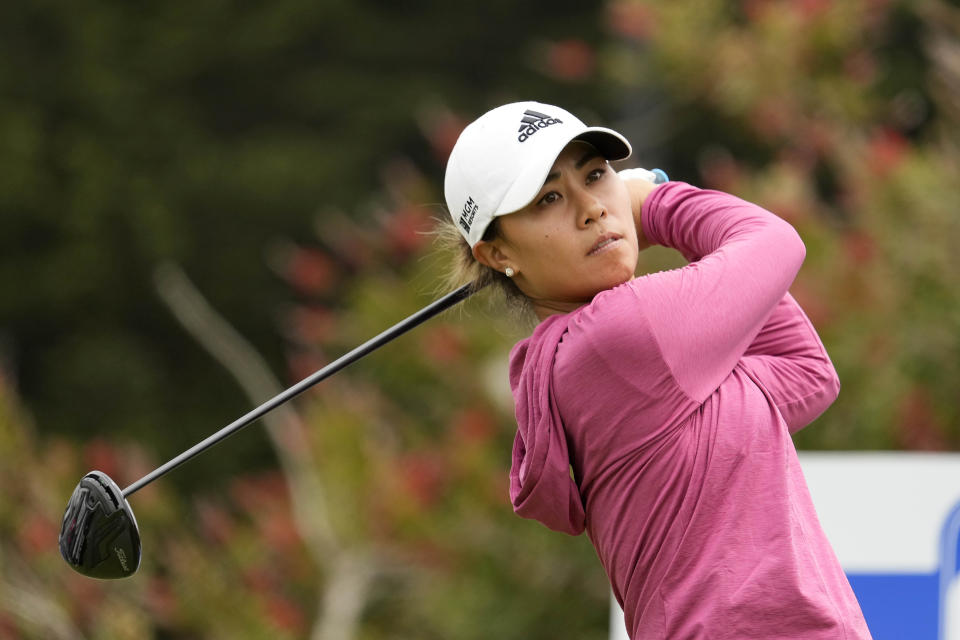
[472,240,512,273]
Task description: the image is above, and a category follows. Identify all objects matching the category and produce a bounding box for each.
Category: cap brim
[574,127,631,162]
[494,126,632,217]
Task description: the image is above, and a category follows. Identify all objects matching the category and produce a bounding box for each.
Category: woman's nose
[578,198,606,227]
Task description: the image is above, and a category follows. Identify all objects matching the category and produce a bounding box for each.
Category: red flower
[0,612,17,639]
[697,146,742,191]
[285,350,328,384]
[842,230,877,266]
[83,438,119,480]
[195,499,235,545]
[265,594,306,634]
[452,408,496,446]
[230,472,290,513]
[18,513,57,557]
[606,2,655,40]
[260,509,302,552]
[795,0,831,19]
[749,98,798,140]
[285,306,337,344]
[398,451,447,509]
[743,0,830,23]
[867,128,909,177]
[385,205,432,257]
[286,248,338,296]
[243,564,277,593]
[790,277,834,328]
[545,39,596,81]
[844,50,878,86]
[806,119,838,157]
[146,578,177,620]
[65,572,105,624]
[420,108,467,164]
[896,387,948,451]
[421,325,466,365]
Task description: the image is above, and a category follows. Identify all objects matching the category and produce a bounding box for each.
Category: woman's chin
[601,265,637,289]
[580,273,634,300]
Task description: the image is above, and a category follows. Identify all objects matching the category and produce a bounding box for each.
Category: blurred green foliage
[0,0,615,489]
[1,0,958,637]
[605,0,960,449]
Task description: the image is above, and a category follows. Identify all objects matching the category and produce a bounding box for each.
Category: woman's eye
[538,191,561,206]
[586,168,606,183]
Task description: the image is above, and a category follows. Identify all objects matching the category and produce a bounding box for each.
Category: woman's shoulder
[558,278,663,361]
[553,279,682,408]
[571,278,646,331]
[511,275,669,377]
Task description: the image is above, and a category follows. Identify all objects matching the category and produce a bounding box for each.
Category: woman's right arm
[633,182,806,403]
[741,293,840,433]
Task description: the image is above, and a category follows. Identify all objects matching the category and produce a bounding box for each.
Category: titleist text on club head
[59,471,141,579]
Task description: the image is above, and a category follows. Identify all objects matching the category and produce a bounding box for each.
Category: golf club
[59,282,483,579]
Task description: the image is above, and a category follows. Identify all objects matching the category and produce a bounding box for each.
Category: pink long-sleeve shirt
[508,182,871,639]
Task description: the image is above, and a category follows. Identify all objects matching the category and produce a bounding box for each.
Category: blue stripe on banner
[847,572,940,639]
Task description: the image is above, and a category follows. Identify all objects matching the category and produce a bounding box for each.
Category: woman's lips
[588,233,622,256]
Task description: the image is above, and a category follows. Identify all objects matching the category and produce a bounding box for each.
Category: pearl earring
[505,267,515,278]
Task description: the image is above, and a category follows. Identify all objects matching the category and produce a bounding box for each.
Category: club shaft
[122,283,482,498]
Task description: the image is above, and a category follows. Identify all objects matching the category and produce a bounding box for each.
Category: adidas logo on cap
[517,109,563,143]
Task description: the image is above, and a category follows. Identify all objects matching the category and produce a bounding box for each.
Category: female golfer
[442,102,871,639]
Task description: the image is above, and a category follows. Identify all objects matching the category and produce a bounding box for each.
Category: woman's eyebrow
[575,150,602,168]
[541,151,604,187]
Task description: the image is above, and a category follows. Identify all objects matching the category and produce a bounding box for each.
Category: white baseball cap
[444,101,632,247]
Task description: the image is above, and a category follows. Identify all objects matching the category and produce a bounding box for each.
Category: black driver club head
[59,470,141,579]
